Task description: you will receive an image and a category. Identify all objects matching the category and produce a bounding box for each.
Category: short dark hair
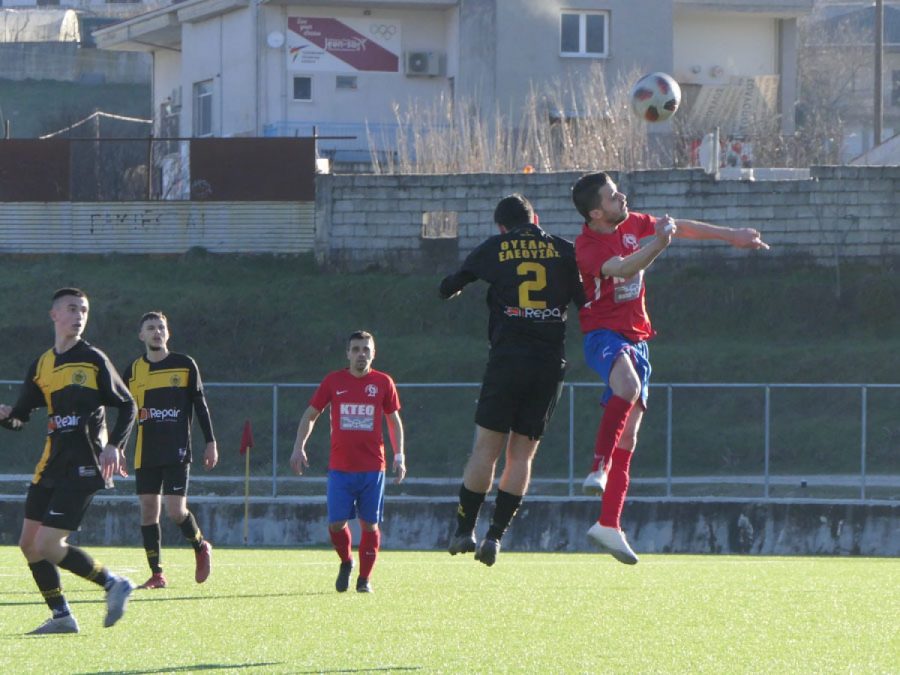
[347,330,374,349]
[52,287,87,302]
[493,193,535,229]
[571,172,612,221]
[139,311,168,329]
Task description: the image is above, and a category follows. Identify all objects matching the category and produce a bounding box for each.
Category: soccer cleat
[356,577,373,593]
[27,614,79,635]
[448,531,477,556]
[195,541,212,584]
[104,577,135,628]
[582,469,608,496]
[474,538,500,567]
[138,572,168,590]
[335,559,354,593]
[587,522,639,565]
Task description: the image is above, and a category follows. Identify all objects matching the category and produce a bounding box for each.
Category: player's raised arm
[673,218,769,249]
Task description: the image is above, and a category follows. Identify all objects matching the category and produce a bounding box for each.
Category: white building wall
[154,49,182,131]
[674,15,777,85]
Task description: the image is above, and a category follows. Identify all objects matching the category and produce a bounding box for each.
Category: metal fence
[1,381,897,504]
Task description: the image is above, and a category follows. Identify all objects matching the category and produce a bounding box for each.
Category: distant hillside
[0,79,150,138]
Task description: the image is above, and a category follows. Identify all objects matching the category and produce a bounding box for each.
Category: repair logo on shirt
[339,403,375,431]
[613,270,643,303]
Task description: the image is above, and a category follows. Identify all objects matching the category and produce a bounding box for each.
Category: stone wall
[315,166,900,271]
[2,496,896,556]
[0,43,150,84]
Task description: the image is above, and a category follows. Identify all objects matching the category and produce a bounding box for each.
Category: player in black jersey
[123,311,218,589]
[441,194,585,566]
[0,288,137,634]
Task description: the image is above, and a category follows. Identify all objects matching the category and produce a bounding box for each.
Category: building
[94,0,813,165]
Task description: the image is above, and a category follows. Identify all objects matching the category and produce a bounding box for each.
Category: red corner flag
[239,419,254,455]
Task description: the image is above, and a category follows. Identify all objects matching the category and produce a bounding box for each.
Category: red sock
[358,529,380,580]
[329,525,352,563]
[598,446,633,529]
[591,396,634,472]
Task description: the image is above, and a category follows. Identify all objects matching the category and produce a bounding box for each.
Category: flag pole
[243,444,250,545]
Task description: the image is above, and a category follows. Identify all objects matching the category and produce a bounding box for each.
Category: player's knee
[613,378,641,403]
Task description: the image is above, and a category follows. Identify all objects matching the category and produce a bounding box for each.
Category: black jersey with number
[123,352,215,469]
[439,223,585,358]
[0,340,136,490]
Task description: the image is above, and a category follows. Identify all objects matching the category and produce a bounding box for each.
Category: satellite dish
[267,31,285,49]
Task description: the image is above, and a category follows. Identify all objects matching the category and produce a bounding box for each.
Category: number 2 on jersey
[517,262,547,308]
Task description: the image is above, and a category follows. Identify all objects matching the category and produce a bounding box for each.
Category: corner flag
[240,419,254,544]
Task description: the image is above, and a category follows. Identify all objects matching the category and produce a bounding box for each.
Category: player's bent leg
[451,426,506,554]
[356,521,379,594]
[19,518,43,562]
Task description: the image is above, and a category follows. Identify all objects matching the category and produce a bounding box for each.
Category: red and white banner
[287,17,401,73]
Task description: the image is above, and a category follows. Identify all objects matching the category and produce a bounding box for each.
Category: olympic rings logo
[369,24,397,39]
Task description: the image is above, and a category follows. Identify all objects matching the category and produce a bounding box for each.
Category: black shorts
[135,464,191,496]
[24,483,96,532]
[475,352,565,440]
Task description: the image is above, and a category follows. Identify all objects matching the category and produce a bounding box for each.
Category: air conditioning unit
[404,51,444,77]
[170,86,183,110]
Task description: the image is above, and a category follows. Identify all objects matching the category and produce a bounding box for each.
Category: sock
[58,546,111,589]
[455,484,486,536]
[358,529,380,581]
[599,446,634,529]
[592,396,635,472]
[141,523,163,574]
[329,525,352,563]
[28,560,70,617]
[485,489,523,542]
[178,512,204,552]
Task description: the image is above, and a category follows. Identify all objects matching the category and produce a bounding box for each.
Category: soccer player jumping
[572,172,768,564]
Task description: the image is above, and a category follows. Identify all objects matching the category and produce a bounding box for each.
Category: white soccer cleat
[104,576,135,627]
[582,469,608,496]
[587,522,639,565]
[27,614,79,635]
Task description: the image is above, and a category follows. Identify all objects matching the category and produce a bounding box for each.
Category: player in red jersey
[572,172,768,564]
[289,330,406,593]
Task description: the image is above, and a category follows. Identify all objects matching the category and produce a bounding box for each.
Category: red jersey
[575,212,657,342]
[308,368,401,472]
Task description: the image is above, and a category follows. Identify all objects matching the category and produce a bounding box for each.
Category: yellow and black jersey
[123,352,215,469]
[439,223,585,359]
[0,340,137,490]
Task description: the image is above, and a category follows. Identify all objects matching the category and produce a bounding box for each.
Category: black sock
[58,546,111,589]
[455,484,486,536]
[486,489,523,542]
[28,560,70,617]
[141,523,163,574]
[178,511,203,552]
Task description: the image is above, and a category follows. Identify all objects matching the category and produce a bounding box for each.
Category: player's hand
[731,227,770,250]
[290,447,309,476]
[117,447,129,478]
[0,404,11,420]
[204,441,218,471]
[392,453,407,484]
[100,444,120,481]
[655,214,676,245]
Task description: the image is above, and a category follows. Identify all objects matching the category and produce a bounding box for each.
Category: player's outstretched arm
[386,410,406,484]
[290,405,320,475]
[673,218,769,250]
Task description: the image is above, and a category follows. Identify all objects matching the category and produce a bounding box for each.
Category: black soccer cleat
[448,531,477,556]
[335,559,354,593]
[474,538,500,567]
[356,577,373,593]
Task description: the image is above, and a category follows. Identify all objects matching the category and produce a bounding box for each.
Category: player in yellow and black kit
[0,288,137,634]
[441,194,585,566]
[123,311,218,589]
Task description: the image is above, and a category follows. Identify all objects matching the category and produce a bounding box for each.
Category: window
[421,211,458,239]
[193,80,213,137]
[336,75,357,90]
[293,76,312,101]
[560,10,608,58]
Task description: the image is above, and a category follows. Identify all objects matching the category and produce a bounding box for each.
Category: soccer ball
[630,72,681,123]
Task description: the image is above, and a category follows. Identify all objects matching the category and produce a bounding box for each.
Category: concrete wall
[1,496,896,556]
[0,43,149,84]
[315,166,900,270]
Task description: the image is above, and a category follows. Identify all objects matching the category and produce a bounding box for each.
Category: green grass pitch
[0,546,897,673]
